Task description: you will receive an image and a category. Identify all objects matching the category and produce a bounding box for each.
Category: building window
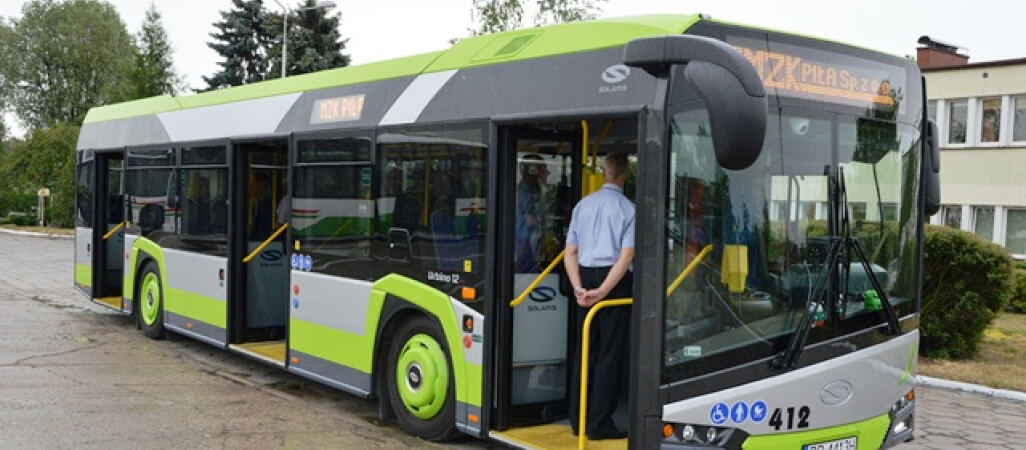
[947,99,967,144]
[942,205,962,229]
[1014,96,1026,142]
[973,206,994,243]
[1006,209,1026,255]
[979,98,1002,143]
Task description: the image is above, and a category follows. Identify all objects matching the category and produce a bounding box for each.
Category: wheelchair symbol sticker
[709,402,729,425]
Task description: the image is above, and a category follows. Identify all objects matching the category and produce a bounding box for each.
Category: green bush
[0,193,37,216]
[8,213,38,227]
[921,225,1015,359]
[1008,267,1026,314]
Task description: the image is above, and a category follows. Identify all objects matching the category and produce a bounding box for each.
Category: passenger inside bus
[249,173,273,239]
[515,154,551,273]
[185,174,210,235]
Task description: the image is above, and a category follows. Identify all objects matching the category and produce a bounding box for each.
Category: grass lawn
[918,313,1026,392]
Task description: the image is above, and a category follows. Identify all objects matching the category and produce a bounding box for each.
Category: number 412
[768,406,810,430]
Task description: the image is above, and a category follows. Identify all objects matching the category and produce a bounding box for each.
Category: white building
[920,39,1026,258]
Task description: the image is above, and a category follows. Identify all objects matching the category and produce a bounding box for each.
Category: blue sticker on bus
[731,401,749,423]
[293,298,300,309]
[709,403,729,425]
[750,400,768,423]
[291,254,299,270]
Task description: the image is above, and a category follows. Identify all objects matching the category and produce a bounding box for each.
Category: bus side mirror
[624,35,767,170]
[924,119,941,217]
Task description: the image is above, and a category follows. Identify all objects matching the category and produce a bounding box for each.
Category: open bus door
[228,138,290,365]
[90,150,127,311]
[491,117,638,447]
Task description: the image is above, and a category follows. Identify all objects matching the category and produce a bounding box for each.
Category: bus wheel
[138,263,166,339]
[386,315,458,441]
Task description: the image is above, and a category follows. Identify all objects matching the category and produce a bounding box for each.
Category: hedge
[920,225,1015,359]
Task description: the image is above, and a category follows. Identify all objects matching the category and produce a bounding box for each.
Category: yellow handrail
[578,297,633,449]
[243,223,288,264]
[665,244,714,296]
[509,250,565,307]
[102,222,126,241]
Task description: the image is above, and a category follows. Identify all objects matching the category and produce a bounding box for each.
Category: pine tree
[129,3,183,98]
[202,0,275,90]
[265,0,350,78]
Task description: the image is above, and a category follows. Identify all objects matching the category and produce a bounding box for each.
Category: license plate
[803,436,856,450]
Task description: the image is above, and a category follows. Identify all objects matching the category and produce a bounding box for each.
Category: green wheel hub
[395,332,449,420]
[140,272,161,326]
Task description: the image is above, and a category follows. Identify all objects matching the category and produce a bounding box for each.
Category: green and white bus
[75,14,939,449]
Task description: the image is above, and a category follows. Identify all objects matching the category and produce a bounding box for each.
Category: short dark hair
[603,151,629,180]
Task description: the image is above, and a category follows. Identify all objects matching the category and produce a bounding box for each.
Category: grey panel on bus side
[417,48,658,123]
[278,78,414,133]
[662,331,918,434]
[76,115,170,151]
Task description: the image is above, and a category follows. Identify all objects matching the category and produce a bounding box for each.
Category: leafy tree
[468,0,605,35]
[469,0,525,35]
[203,0,276,90]
[0,123,79,227]
[1,0,134,128]
[128,3,184,98]
[264,0,350,78]
[534,0,604,25]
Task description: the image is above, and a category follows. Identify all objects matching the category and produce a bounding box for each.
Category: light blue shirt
[565,183,635,268]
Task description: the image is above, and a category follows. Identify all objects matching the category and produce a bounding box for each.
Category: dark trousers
[569,266,632,436]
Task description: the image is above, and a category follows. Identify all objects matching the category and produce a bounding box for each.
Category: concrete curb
[0,226,73,240]
[917,375,1026,402]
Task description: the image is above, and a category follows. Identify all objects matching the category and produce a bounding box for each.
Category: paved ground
[1,230,1025,449]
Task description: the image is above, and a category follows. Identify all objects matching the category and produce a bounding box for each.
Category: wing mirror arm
[624,35,768,171]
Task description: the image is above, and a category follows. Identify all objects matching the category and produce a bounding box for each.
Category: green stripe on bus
[371,274,480,407]
[165,288,227,329]
[83,15,702,125]
[427,14,700,72]
[289,317,375,373]
[82,52,444,124]
[741,413,889,450]
[75,263,91,288]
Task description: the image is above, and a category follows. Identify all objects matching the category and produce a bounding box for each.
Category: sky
[0,0,1023,131]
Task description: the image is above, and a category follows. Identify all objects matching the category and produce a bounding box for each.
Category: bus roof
[82,14,700,125]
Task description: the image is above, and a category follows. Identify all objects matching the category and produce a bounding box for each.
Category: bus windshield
[661,103,921,381]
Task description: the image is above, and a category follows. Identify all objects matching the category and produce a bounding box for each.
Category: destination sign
[728,37,906,113]
[311,94,365,124]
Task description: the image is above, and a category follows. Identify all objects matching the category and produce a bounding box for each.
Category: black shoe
[587,427,627,440]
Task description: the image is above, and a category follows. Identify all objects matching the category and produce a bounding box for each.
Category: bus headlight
[681,424,696,441]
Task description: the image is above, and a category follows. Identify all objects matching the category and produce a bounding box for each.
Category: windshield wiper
[773,168,902,370]
[772,236,841,369]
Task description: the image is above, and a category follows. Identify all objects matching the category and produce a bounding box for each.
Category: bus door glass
[499,118,638,430]
[233,140,289,343]
[510,135,576,411]
[96,152,125,306]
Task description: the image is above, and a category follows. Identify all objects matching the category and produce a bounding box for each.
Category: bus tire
[138,262,166,339]
[386,315,458,441]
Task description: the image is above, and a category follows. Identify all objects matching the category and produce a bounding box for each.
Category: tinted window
[377,124,488,304]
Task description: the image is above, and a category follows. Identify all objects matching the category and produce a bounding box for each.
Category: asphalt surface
[1,230,1025,449]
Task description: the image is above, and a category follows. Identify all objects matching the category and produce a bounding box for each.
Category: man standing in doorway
[564,150,634,440]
